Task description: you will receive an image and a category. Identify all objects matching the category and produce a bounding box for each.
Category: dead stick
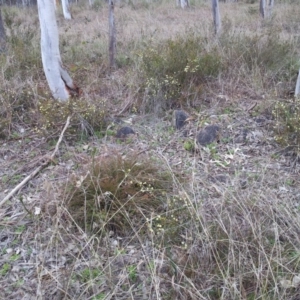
[0,116,71,207]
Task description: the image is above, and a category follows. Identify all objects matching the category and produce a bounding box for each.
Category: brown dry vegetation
[2,0,300,299]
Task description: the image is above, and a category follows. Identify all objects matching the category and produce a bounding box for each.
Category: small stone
[115,126,135,139]
[172,110,189,130]
[196,125,220,146]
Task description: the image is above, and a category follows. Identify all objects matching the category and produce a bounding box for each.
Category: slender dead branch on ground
[0,116,71,207]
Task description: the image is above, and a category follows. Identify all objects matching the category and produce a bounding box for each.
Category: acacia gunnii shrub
[37,97,107,136]
[137,34,221,113]
[273,97,300,151]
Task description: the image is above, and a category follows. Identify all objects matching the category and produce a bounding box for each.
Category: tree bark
[0,8,6,51]
[62,0,72,20]
[37,0,78,101]
[176,0,189,9]
[268,0,274,17]
[212,0,221,35]
[109,0,116,69]
[295,70,300,98]
[260,0,265,18]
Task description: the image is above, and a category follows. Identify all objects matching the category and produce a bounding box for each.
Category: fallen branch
[0,116,71,207]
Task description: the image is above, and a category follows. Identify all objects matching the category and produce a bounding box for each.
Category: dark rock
[172,110,189,130]
[196,125,220,146]
[116,126,135,139]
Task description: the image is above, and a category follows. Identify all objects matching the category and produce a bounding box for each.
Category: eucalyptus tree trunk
[176,0,189,9]
[109,0,116,69]
[260,0,266,18]
[37,0,78,101]
[62,0,72,19]
[0,8,6,51]
[295,70,300,98]
[212,0,221,35]
[268,0,274,17]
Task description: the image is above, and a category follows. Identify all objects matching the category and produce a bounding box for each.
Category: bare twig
[0,116,71,207]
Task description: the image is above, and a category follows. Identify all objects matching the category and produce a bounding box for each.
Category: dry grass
[1,0,300,299]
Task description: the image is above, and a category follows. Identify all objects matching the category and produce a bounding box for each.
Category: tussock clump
[219,30,298,91]
[66,150,188,240]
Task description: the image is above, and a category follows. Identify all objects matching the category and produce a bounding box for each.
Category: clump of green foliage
[136,29,298,114]
[0,88,107,139]
[37,97,107,135]
[66,150,189,241]
[273,98,300,150]
[138,34,221,113]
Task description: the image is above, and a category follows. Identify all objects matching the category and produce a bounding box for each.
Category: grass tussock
[66,149,188,240]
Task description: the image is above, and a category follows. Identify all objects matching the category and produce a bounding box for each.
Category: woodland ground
[1,1,300,299]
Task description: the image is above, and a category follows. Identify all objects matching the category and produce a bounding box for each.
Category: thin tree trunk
[268,0,274,17]
[260,0,265,18]
[180,0,189,8]
[212,0,221,35]
[62,0,72,19]
[295,70,300,98]
[108,0,116,69]
[0,8,6,51]
[37,0,78,101]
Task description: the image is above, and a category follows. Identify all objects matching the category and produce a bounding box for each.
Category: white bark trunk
[62,0,72,20]
[176,0,189,8]
[109,0,116,69]
[37,0,76,101]
[212,0,221,35]
[260,0,266,18]
[180,0,188,8]
[268,0,274,17]
[295,69,300,98]
[0,8,6,50]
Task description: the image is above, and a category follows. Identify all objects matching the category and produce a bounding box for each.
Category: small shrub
[138,34,221,113]
[37,97,107,136]
[91,0,104,11]
[0,87,37,138]
[273,98,300,150]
